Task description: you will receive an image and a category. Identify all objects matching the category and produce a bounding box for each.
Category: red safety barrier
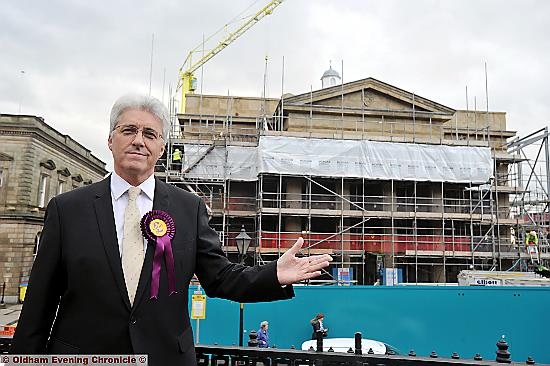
[0,325,16,337]
[257,232,474,253]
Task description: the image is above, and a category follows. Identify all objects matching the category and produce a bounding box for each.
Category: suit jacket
[11,176,294,365]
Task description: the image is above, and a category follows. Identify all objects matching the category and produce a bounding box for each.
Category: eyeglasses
[113,124,163,141]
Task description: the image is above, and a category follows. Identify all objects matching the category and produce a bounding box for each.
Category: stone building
[0,114,106,300]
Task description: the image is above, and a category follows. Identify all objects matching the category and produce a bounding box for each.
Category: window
[38,175,49,208]
[57,181,64,195]
[34,231,42,256]
[0,169,8,205]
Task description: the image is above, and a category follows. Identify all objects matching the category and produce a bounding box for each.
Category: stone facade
[0,114,107,300]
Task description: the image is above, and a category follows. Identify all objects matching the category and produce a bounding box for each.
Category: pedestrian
[257,320,269,348]
[10,93,333,366]
[311,313,329,340]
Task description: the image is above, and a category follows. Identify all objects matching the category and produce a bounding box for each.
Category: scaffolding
[507,127,550,270]
[158,83,549,285]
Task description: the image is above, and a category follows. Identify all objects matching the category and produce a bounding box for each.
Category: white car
[301,337,398,355]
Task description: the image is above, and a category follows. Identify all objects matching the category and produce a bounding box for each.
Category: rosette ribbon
[140,210,177,299]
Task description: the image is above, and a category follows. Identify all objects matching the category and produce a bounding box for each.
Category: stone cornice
[57,167,71,177]
[1,115,107,176]
[283,103,453,123]
[39,159,57,170]
[0,152,14,161]
[0,212,45,222]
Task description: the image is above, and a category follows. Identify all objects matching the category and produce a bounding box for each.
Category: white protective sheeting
[183,145,257,181]
[183,136,493,183]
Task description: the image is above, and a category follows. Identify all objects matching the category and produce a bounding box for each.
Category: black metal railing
[0,338,10,354]
[194,332,544,366]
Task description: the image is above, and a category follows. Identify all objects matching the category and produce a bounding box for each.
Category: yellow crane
[177,0,284,113]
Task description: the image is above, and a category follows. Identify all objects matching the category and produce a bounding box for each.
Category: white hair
[260,320,268,328]
[109,93,170,140]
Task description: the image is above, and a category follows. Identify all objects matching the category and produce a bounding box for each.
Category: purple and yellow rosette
[140,210,177,299]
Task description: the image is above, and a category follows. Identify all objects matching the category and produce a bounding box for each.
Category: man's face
[108,108,165,185]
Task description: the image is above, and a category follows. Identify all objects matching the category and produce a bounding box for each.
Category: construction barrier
[256,232,472,253]
[0,325,16,337]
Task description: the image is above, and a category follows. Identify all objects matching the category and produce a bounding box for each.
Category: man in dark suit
[11,94,332,365]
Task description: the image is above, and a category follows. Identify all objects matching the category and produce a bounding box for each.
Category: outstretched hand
[276,237,333,285]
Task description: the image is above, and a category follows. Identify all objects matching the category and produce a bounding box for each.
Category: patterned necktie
[122,186,144,305]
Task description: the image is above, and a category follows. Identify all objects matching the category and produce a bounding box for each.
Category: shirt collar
[111,171,155,201]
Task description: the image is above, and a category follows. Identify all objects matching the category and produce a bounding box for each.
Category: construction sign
[191,294,206,319]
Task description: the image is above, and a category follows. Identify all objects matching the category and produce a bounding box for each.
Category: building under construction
[156,70,550,285]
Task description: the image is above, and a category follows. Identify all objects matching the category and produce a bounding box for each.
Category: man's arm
[194,198,331,301]
[194,199,292,302]
[11,198,65,353]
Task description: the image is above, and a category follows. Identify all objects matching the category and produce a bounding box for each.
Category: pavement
[0,304,20,353]
[0,303,22,328]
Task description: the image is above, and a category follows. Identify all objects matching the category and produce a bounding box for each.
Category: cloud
[2,0,549,170]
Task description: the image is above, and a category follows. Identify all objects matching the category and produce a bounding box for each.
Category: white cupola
[321,62,341,88]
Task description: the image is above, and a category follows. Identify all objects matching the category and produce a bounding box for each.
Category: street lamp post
[235,225,252,347]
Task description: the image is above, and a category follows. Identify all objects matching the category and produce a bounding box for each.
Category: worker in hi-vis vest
[172,147,182,171]
[525,230,539,259]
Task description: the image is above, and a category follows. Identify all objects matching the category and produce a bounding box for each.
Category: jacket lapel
[133,179,170,308]
[94,175,131,310]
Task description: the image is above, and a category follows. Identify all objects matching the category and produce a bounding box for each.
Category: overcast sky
[2,0,549,170]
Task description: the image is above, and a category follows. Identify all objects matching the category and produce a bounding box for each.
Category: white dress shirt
[110,172,155,257]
